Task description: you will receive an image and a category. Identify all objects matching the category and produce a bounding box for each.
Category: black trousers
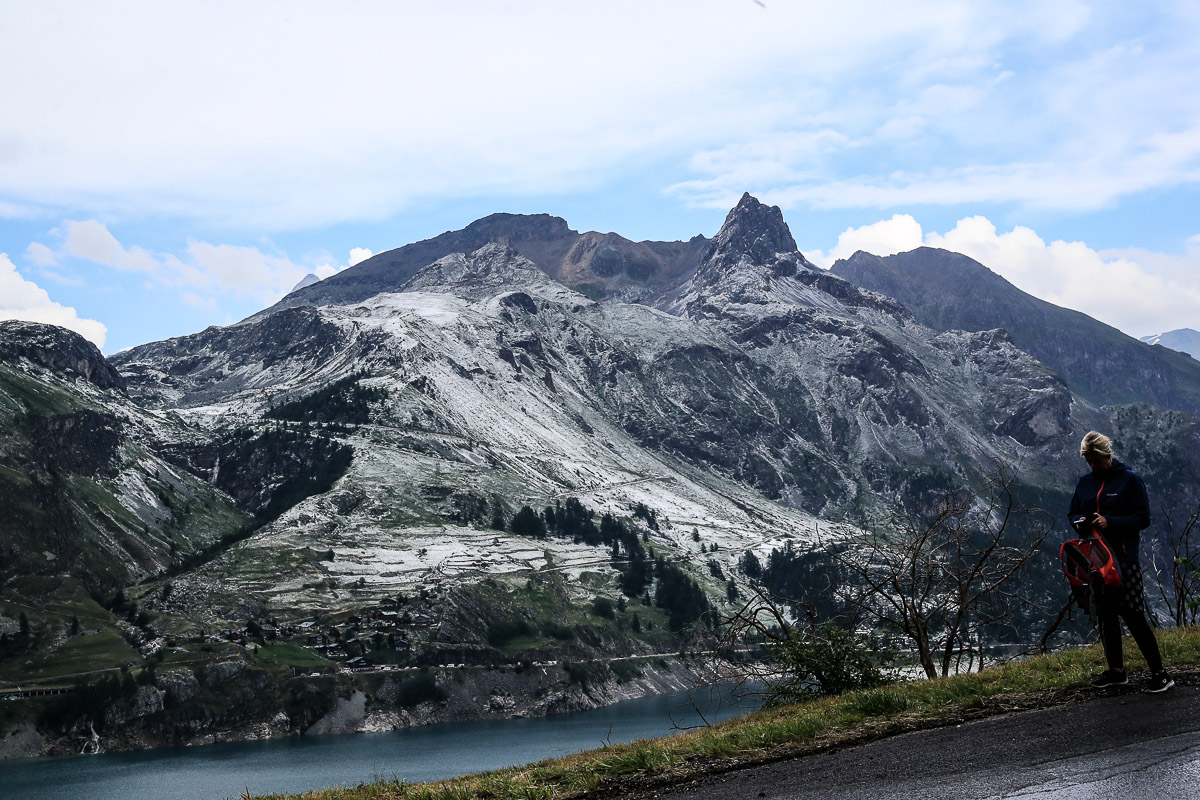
[1098,562,1164,673]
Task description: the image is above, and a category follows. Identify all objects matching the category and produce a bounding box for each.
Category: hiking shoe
[1144,672,1175,693]
[1092,668,1128,688]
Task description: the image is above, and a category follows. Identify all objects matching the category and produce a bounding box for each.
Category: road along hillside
[645,684,1200,800]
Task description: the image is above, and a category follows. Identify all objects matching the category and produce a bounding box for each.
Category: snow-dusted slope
[115,244,831,615]
[652,194,1079,510]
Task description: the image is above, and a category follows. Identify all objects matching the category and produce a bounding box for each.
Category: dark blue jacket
[1068,460,1150,564]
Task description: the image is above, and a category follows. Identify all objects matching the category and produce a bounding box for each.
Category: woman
[1068,431,1173,692]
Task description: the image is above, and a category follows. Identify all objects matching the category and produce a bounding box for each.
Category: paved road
[651,686,1200,799]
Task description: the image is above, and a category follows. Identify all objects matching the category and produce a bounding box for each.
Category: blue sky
[2,1,1199,352]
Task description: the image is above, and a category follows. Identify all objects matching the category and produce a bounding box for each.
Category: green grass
[0,630,138,685]
[71,474,145,529]
[0,577,139,685]
[251,626,1200,800]
[0,364,86,416]
[253,642,335,669]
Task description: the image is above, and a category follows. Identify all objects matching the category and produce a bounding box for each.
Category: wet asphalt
[645,684,1200,800]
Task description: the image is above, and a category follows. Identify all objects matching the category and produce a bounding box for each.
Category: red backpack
[1059,536,1122,596]
[1060,477,1123,613]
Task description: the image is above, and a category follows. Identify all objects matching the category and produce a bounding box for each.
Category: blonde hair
[1080,431,1114,458]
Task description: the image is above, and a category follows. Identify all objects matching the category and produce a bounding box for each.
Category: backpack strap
[1091,479,1105,535]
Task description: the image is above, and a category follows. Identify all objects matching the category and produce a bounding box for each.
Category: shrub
[770,621,894,699]
[487,618,535,647]
[611,660,644,684]
[542,621,576,641]
[591,597,616,619]
[397,671,446,707]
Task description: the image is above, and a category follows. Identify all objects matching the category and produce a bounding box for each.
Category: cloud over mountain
[809,214,1200,338]
[0,253,107,347]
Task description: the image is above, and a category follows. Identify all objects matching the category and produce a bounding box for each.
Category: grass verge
[253,626,1200,800]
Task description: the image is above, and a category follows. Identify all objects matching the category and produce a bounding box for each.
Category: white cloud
[35,220,359,308]
[24,241,57,267]
[926,217,1200,337]
[0,1,1156,230]
[0,253,107,347]
[815,214,1200,338]
[806,214,924,268]
[61,220,158,273]
[665,5,1200,214]
[184,242,310,304]
[348,248,373,267]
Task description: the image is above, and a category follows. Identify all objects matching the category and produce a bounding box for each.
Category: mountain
[1140,328,1200,360]
[0,320,248,592]
[829,248,1200,416]
[267,212,708,314]
[110,195,1200,600]
[115,199,1092,532]
[112,241,829,621]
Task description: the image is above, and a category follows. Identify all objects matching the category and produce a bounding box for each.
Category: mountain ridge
[266,212,709,315]
[830,247,1200,416]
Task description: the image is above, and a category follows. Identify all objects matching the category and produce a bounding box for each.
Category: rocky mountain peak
[0,320,124,389]
[663,194,846,318]
[704,193,799,269]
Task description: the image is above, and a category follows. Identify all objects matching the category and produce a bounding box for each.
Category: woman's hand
[1091,513,1108,530]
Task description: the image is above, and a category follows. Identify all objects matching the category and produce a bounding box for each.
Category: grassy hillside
[256,626,1200,800]
[0,362,250,591]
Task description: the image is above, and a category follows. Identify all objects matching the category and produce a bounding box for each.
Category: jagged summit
[660,194,908,320]
[704,192,799,268]
[0,319,125,389]
[690,193,815,288]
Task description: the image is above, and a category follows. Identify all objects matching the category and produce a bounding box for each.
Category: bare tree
[705,459,1051,700]
[706,581,891,704]
[1149,501,1200,627]
[832,458,1052,679]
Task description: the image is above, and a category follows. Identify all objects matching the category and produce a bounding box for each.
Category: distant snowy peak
[291,273,320,293]
[1140,328,1200,359]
